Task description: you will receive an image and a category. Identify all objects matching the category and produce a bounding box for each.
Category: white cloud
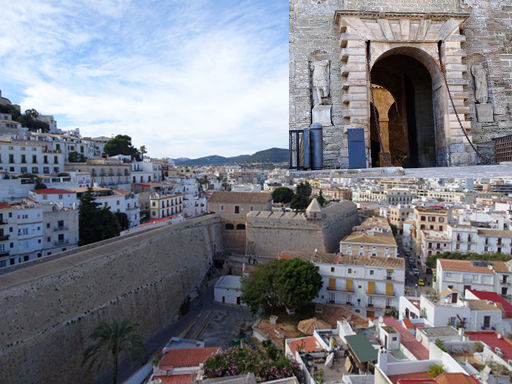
[0,0,289,158]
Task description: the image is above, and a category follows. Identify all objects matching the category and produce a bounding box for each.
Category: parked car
[418,278,425,286]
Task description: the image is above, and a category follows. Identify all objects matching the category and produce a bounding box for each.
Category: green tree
[241,260,281,314]
[290,182,312,211]
[114,212,130,231]
[426,251,511,269]
[271,187,294,204]
[82,318,146,384]
[241,259,322,314]
[139,145,147,157]
[316,190,329,207]
[16,108,50,132]
[389,223,398,236]
[68,151,86,163]
[276,258,323,309]
[79,188,121,245]
[104,135,141,158]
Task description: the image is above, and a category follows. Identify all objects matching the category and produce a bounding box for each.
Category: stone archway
[335,10,474,167]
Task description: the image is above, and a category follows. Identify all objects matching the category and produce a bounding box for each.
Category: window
[21,154,26,163]
[236,224,245,230]
[43,155,48,164]
[250,206,254,211]
[370,270,374,275]
[331,267,335,272]
[234,205,240,214]
[32,155,37,163]
[225,223,234,230]
[54,156,58,164]
[8,154,14,163]
[347,268,352,274]
[220,205,224,211]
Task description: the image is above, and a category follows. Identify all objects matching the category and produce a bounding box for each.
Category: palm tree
[82,318,146,384]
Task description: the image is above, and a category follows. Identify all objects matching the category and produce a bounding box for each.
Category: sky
[0,0,289,159]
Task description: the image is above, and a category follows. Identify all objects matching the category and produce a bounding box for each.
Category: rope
[437,46,492,164]
[366,43,392,167]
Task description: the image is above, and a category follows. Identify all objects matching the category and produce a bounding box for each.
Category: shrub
[203,346,303,382]
[428,364,445,378]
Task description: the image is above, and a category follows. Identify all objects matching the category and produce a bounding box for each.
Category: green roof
[345,334,378,363]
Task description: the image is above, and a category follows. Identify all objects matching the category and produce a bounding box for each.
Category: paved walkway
[292,163,512,178]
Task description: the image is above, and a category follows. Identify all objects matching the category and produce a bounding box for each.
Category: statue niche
[309,51,332,127]
[470,60,493,122]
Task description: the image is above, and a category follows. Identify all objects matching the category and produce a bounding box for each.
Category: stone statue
[471,63,488,104]
[310,59,330,105]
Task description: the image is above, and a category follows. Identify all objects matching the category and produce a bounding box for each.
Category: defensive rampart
[0,214,222,383]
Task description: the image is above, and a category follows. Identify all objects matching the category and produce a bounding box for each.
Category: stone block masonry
[0,214,223,384]
[290,0,512,168]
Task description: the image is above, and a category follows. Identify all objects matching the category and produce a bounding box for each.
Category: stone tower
[289,0,512,169]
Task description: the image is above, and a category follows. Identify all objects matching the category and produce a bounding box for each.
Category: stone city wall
[290,0,512,167]
[246,202,359,260]
[0,214,222,384]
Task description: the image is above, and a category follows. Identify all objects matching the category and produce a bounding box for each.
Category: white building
[0,201,43,267]
[29,188,78,209]
[0,137,65,175]
[282,251,405,318]
[436,259,512,297]
[214,275,243,305]
[41,203,79,256]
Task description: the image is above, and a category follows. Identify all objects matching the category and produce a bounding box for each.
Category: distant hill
[174,147,288,166]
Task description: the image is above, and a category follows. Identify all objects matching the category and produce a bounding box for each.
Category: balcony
[0,220,7,225]
[53,240,70,246]
[0,251,9,257]
[53,226,68,232]
[0,235,9,241]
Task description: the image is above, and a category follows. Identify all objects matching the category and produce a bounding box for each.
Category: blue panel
[348,128,367,169]
[303,128,311,169]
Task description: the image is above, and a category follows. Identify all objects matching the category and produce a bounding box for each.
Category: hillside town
[4,90,512,383]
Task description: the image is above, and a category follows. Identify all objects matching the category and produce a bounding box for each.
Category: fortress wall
[321,202,360,252]
[246,216,324,260]
[0,214,222,384]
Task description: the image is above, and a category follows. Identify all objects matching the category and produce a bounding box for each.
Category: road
[396,235,432,297]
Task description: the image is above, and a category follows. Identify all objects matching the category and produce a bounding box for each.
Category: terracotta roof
[466,331,512,362]
[136,217,171,228]
[388,372,432,384]
[438,259,494,274]
[280,250,338,264]
[30,188,71,194]
[382,317,429,360]
[0,202,11,210]
[158,347,220,370]
[341,232,397,246]
[477,229,512,238]
[466,300,501,311]
[468,290,512,318]
[152,375,195,384]
[208,191,271,204]
[435,373,479,384]
[338,255,405,268]
[287,336,323,355]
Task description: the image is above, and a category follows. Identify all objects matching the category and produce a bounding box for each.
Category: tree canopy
[290,182,312,211]
[426,251,511,268]
[79,188,121,245]
[241,258,322,314]
[316,190,329,207]
[271,187,294,204]
[114,212,130,231]
[104,135,141,159]
[17,109,50,132]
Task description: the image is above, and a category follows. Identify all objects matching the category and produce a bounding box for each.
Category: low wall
[0,214,222,383]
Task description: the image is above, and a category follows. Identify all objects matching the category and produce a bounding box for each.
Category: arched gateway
[288,0,509,169]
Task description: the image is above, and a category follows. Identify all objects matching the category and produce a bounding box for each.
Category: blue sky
[0,0,289,158]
